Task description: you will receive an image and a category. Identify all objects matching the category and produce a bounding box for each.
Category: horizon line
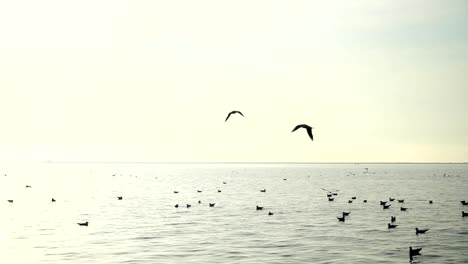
[45,161,468,165]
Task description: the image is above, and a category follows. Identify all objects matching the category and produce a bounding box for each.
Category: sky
[0,0,467,163]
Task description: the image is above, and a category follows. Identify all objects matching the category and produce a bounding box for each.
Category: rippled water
[1,163,467,263]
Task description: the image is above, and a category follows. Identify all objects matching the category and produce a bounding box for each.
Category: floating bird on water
[186,204,191,208]
[256,205,263,211]
[197,190,202,193]
[25,185,31,188]
[388,223,398,229]
[218,190,222,193]
[225,110,244,122]
[391,216,396,222]
[268,211,274,216]
[462,211,468,217]
[117,196,123,200]
[51,198,56,202]
[337,215,345,222]
[198,200,201,204]
[348,200,353,203]
[7,200,13,203]
[260,189,266,193]
[209,203,215,207]
[175,204,179,208]
[383,204,391,209]
[351,197,356,200]
[429,200,433,204]
[77,221,88,226]
[174,191,179,194]
[401,207,408,211]
[328,197,334,201]
[327,193,332,197]
[363,200,367,203]
[223,182,227,184]
[380,201,387,205]
[342,212,351,216]
[397,199,404,203]
[461,200,468,205]
[409,247,422,260]
[415,228,429,235]
[389,197,395,201]
[291,124,314,141]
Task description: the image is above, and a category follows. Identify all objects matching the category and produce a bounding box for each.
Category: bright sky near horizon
[0,1,467,162]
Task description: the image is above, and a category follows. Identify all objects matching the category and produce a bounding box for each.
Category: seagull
[77,221,88,226]
[383,204,391,209]
[225,111,244,122]
[51,198,56,202]
[389,197,395,201]
[268,211,274,216]
[256,205,263,211]
[291,124,314,141]
[117,196,123,200]
[209,203,215,207]
[397,199,404,203]
[409,247,422,259]
[388,223,398,229]
[415,228,429,235]
[401,207,408,211]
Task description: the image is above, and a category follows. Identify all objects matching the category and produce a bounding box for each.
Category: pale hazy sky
[0,1,467,162]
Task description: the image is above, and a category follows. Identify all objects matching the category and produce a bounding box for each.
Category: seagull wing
[306,127,314,141]
[237,111,244,117]
[291,125,302,132]
[225,112,233,122]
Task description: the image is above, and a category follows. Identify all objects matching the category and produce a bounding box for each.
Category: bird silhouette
[209,203,215,207]
[391,216,396,222]
[291,124,314,141]
[117,196,123,200]
[462,211,468,217]
[260,189,266,193]
[409,247,422,260]
[77,221,88,226]
[388,223,398,229]
[268,211,274,216]
[225,111,244,122]
[383,204,391,209]
[51,198,56,202]
[415,228,429,235]
[256,205,263,211]
[397,199,405,203]
[175,204,179,208]
[401,207,408,211]
[337,215,345,222]
[7,200,13,203]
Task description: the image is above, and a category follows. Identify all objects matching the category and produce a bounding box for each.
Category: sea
[1,162,467,263]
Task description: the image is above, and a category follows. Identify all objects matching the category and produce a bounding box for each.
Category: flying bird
[225,111,244,122]
[291,124,314,141]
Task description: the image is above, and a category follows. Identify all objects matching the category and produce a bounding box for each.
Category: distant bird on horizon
[291,124,314,141]
[225,111,244,122]
[77,221,88,226]
[415,228,429,235]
